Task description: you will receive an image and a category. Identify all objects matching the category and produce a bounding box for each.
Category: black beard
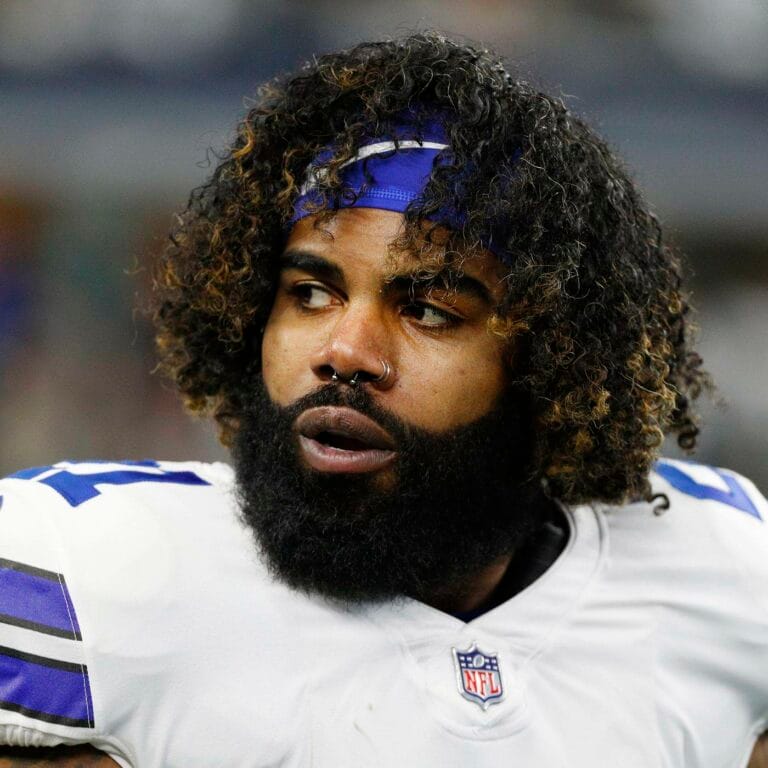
[231,376,550,606]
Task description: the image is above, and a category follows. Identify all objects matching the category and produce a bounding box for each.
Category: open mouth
[312,432,375,451]
[295,406,397,474]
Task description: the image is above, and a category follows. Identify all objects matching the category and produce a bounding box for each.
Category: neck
[423,554,515,616]
[421,499,568,617]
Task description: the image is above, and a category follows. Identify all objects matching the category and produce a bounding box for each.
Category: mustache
[282,383,415,448]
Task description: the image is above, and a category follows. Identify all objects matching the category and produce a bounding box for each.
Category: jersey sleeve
[654,459,768,725]
[0,472,98,749]
[0,468,135,765]
[711,468,768,618]
[0,460,230,764]
[714,469,768,735]
[656,460,768,613]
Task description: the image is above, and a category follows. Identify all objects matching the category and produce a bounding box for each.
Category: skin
[262,206,514,611]
[262,208,510,434]
[0,746,117,766]
[753,736,768,768]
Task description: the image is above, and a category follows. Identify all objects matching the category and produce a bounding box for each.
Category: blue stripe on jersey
[0,645,94,728]
[655,461,761,521]
[0,559,82,640]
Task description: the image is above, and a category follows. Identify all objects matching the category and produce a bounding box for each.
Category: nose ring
[330,360,392,387]
[372,360,392,384]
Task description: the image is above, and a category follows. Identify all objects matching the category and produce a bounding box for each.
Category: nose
[310,302,396,390]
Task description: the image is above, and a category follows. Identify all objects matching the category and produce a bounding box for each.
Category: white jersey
[0,458,766,767]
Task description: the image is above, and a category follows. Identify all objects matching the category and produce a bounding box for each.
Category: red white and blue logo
[452,642,504,710]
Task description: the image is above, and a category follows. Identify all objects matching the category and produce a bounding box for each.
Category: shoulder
[0,458,241,594]
[602,457,767,546]
[0,459,246,761]
[659,459,768,623]
[0,459,247,606]
[600,458,768,620]
[595,459,768,714]
[602,457,766,531]
[0,459,235,514]
[650,458,768,574]
[652,458,767,524]
[0,458,237,548]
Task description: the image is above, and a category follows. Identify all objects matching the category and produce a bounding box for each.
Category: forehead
[285,207,405,255]
[283,208,507,293]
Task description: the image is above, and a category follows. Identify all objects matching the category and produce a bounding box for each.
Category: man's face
[262,207,509,450]
[232,208,545,604]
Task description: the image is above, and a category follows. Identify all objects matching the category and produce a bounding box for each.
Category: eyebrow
[280,249,344,284]
[387,272,494,306]
[280,248,494,306]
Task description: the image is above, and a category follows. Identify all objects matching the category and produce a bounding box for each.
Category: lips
[295,406,397,474]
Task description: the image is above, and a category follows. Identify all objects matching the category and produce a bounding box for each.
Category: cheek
[397,340,508,431]
[260,313,306,406]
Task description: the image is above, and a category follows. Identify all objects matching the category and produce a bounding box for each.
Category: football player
[1,32,767,767]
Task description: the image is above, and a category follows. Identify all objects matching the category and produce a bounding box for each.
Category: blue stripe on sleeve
[0,645,94,728]
[655,461,761,521]
[0,559,82,640]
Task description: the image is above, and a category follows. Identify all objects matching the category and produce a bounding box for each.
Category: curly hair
[152,31,710,506]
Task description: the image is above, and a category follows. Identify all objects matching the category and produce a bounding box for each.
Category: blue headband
[291,118,455,221]
[290,118,513,261]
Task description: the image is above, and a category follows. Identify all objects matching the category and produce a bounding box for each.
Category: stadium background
[1,0,767,492]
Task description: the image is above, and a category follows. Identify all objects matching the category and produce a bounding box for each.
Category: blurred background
[1,0,766,490]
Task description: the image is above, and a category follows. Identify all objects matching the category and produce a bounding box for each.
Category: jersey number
[8,461,210,508]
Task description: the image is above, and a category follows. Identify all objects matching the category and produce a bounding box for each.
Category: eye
[402,302,461,329]
[290,282,337,310]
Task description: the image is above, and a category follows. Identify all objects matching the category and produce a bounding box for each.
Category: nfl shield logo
[452,642,504,710]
